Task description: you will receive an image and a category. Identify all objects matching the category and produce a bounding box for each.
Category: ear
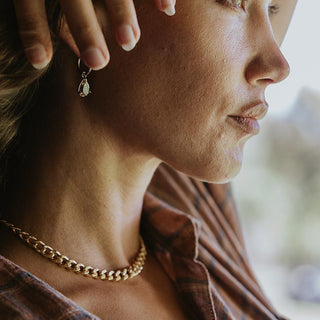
[271,0,298,46]
[58,19,80,58]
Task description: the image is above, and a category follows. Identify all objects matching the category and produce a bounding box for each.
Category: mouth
[227,102,269,135]
[228,116,260,134]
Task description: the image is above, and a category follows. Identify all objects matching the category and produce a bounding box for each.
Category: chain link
[0,219,147,281]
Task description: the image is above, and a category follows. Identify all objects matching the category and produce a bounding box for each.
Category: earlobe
[59,20,80,58]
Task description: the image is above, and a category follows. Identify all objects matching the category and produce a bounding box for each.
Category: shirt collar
[141,191,202,260]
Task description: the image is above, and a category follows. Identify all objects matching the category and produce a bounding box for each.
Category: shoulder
[0,255,95,320]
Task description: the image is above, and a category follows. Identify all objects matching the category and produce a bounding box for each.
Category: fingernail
[117,25,137,52]
[25,44,49,70]
[81,48,108,70]
[161,0,175,16]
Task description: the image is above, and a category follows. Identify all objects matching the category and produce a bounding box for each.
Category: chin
[210,165,242,184]
[182,147,244,184]
[162,142,245,184]
[200,163,242,184]
[171,156,243,185]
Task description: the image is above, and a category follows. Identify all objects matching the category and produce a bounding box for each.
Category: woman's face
[92,0,291,183]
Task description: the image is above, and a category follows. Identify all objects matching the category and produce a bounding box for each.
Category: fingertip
[157,0,176,16]
[81,47,110,70]
[117,25,137,52]
[134,25,141,43]
[164,6,175,16]
[25,44,51,70]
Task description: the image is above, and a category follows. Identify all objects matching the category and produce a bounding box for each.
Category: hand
[13,0,176,70]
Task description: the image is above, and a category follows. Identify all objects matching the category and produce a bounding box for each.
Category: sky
[267,0,320,115]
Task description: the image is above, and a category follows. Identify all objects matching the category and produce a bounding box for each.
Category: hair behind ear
[0,0,62,203]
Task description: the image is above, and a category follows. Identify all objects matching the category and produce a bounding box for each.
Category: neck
[1,72,160,272]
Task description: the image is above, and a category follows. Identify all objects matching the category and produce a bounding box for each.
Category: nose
[245,26,290,87]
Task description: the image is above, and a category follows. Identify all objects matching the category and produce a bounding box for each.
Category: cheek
[147,10,246,123]
[95,2,250,182]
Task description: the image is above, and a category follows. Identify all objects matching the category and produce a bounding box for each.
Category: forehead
[271,0,298,45]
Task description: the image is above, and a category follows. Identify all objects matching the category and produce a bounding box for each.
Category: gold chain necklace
[0,219,147,281]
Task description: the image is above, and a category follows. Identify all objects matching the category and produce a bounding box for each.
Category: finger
[104,0,140,52]
[60,0,110,70]
[13,0,52,70]
[154,0,176,16]
[59,16,80,58]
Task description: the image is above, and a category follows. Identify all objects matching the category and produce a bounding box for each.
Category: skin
[0,0,297,317]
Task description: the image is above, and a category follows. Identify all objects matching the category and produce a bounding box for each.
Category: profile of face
[82,0,292,183]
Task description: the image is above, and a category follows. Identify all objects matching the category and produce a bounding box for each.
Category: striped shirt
[0,164,286,319]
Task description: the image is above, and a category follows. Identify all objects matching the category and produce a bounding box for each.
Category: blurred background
[233,1,320,319]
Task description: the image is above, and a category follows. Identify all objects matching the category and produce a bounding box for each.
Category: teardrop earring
[77,58,92,97]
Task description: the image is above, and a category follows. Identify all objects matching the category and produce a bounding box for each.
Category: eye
[217,0,245,10]
[269,4,280,16]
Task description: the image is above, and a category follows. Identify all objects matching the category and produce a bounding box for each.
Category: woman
[0,0,297,319]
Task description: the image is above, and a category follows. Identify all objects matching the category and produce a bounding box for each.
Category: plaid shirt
[0,164,286,320]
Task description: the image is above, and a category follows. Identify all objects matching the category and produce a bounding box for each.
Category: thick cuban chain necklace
[0,219,147,281]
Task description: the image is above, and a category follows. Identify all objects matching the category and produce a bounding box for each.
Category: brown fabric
[0,163,286,319]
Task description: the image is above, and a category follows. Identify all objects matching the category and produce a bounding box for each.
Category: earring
[77,58,92,97]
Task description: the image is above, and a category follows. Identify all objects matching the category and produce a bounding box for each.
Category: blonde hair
[0,0,62,198]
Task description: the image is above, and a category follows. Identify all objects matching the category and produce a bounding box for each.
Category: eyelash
[217,0,280,16]
[217,0,245,10]
[268,5,280,16]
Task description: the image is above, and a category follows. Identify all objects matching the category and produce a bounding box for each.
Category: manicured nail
[25,44,49,70]
[161,0,175,16]
[81,48,108,70]
[117,25,137,52]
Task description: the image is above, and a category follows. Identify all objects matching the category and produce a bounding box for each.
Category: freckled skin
[90,0,289,183]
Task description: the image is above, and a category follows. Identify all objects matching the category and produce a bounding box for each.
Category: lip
[228,102,269,135]
[228,116,260,134]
